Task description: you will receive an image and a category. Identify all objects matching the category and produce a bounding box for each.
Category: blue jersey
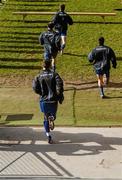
[88,45,117,70]
[33,69,64,102]
[52,11,73,32]
[39,30,61,54]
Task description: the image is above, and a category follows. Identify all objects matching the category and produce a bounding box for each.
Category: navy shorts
[44,51,58,61]
[94,67,110,78]
[44,52,51,61]
[60,30,67,36]
[40,101,58,120]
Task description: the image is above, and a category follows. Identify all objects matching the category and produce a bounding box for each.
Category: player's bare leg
[60,36,66,55]
[97,75,105,98]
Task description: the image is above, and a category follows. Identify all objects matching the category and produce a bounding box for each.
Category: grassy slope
[0,88,74,126]
[0,0,122,81]
[0,87,122,126]
[0,0,122,126]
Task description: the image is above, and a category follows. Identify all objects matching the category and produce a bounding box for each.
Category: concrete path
[0,127,122,180]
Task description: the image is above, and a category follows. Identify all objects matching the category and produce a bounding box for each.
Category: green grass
[0,0,122,81]
[0,87,122,126]
[0,0,122,126]
[75,89,122,126]
[0,88,74,126]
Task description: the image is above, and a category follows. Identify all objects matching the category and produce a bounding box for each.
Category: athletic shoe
[48,135,53,144]
[101,95,108,99]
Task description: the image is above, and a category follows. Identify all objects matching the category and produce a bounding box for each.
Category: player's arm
[88,50,95,64]
[67,14,73,25]
[51,12,59,25]
[55,73,64,104]
[110,48,117,68]
[32,76,42,95]
[39,33,44,45]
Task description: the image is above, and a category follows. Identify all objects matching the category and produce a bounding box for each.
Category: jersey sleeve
[110,48,117,68]
[39,33,44,45]
[55,73,64,95]
[32,76,42,95]
[67,14,73,25]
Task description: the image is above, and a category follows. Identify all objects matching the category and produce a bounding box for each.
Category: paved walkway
[0,127,122,180]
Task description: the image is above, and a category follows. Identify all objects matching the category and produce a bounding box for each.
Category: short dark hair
[60,4,65,11]
[99,37,104,45]
[47,22,54,30]
[43,60,51,69]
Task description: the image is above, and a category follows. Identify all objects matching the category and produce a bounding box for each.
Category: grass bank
[0,0,122,126]
[0,0,122,82]
[0,87,122,126]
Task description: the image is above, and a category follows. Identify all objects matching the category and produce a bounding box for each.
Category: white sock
[46,132,50,137]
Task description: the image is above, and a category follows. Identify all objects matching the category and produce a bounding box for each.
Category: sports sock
[99,86,104,96]
[46,132,50,137]
[61,44,65,50]
[52,65,56,72]
[43,119,50,133]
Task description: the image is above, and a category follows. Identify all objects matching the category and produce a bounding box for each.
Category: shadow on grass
[114,9,122,11]
[6,3,57,7]
[63,53,122,61]
[0,114,34,126]
[0,50,41,53]
[65,85,98,91]
[6,8,52,12]
[12,8,51,11]
[0,19,49,24]
[0,65,41,69]
[74,21,122,25]
[24,20,50,24]
[65,81,97,86]
[117,57,122,61]
[2,20,121,25]
[109,82,122,88]
[0,45,41,49]
[0,31,39,35]
[0,25,46,29]
[0,36,38,40]
[0,40,39,44]
[13,0,67,2]
[3,114,34,121]
[65,81,122,90]
[0,57,41,62]
[103,96,122,99]
[64,52,87,57]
